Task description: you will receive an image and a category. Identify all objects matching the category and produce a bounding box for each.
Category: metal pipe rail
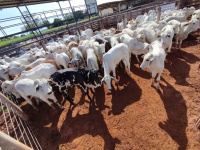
[0,94,42,150]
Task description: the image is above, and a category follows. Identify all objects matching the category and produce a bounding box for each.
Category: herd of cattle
[0,6,199,110]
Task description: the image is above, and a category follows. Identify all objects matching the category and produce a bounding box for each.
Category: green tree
[52,18,64,27]
[74,10,85,22]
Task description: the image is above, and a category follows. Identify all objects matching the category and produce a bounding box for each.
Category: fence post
[0,93,29,121]
[156,6,161,23]
[0,131,32,150]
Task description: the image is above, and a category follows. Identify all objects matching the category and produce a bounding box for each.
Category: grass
[0,15,99,48]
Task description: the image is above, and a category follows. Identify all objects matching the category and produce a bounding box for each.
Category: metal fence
[0,93,42,150]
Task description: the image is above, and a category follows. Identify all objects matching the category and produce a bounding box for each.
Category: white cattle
[46,42,67,54]
[69,47,85,69]
[63,34,79,45]
[86,48,99,70]
[134,13,150,25]
[1,80,21,99]
[45,52,70,69]
[139,20,167,30]
[117,18,128,30]
[192,9,200,23]
[140,40,166,90]
[175,19,199,49]
[0,65,10,80]
[110,37,119,47]
[133,27,160,43]
[126,21,137,30]
[102,43,130,90]
[18,63,57,80]
[122,28,136,38]
[79,29,94,40]
[5,58,46,76]
[92,42,106,65]
[120,34,149,63]
[159,25,175,52]
[167,20,181,35]
[15,78,62,110]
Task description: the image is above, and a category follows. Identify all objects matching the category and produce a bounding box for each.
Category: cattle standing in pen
[49,68,101,105]
[140,40,166,90]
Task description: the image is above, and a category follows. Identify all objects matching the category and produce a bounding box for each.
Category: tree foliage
[74,10,85,22]
[52,18,64,27]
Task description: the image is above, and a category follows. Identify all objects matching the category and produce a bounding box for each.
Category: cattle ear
[35,84,39,92]
[183,23,189,26]
[34,80,40,92]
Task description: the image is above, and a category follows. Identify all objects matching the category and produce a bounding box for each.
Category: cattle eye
[146,59,149,61]
[193,23,195,24]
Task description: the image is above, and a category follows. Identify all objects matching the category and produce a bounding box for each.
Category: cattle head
[68,58,81,68]
[137,33,145,43]
[101,75,116,90]
[1,81,13,94]
[34,79,53,95]
[140,53,155,70]
[4,66,26,76]
[1,80,21,98]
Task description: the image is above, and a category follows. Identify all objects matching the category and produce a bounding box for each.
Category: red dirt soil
[21,30,200,150]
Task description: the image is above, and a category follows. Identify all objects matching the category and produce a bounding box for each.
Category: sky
[0,0,88,37]
[0,0,120,37]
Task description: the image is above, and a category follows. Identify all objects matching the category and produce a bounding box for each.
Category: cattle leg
[61,87,74,105]
[40,97,56,110]
[155,72,162,90]
[178,40,182,49]
[135,55,140,64]
[175,37,179,49]
[86,88,94,104]
[122,59,130,76]
[90,88,95,95]
[22,95,38,110]
[48,94,63,109]
[167,42,172,52]
[151,72,157,87]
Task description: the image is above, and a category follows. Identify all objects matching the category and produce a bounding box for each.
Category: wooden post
[122,15,126,29]
[0,131,32,150]
[176,0,180,10]
[156,6,161,23]
[0,93,29,121]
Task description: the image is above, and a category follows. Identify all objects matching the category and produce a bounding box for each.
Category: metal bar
[24,121,39,150]
[0,26,7,36]
[57,1,66,21]
[5,103,19,141]
[17,7,38,38]
[0,100,10,136]
[10,107,26,145]
[25,121,43,150]
[18,117,34,149]
[0,131,32,150]
[23,3,44,38]
[0,93,29,121]
[84,0,90,21]
[68,0,77,24]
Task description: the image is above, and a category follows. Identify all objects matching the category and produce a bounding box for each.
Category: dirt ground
[19,29,200,150]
